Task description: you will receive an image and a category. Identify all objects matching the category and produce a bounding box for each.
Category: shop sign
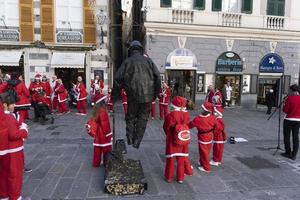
[259,53,284,73]
[170,56,195,70]
[56,31,83,43]
[216,52,243,73]
[0,29,19,41]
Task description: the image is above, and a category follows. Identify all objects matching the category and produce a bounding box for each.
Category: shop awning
[51,52,85,68]
[0,50,23,66]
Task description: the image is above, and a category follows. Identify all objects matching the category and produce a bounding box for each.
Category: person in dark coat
[266,89,275,115]
[114,40,161,149]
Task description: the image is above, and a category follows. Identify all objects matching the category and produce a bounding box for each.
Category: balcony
[266,16,285,30]
[221,13,241,27]
[172,9,194,24]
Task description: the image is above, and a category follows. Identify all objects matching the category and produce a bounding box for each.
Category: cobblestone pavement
[22,104,300,200]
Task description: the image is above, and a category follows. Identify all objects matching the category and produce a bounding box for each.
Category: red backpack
[174,124,191,146]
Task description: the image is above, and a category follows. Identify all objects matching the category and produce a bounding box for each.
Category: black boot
[281,152,292,158]
[126,134,133,145]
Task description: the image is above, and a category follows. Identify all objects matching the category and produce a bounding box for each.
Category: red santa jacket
[53,81,59,98]
[91,79,104,94]
[213,117,227,143]
[214,90,223,106]
[86,107,112,147]
[163,109,190,158]
[4,112,28,153]
[29,82,45,102]
[0,81,7,94]
[91,91,103,105]
[107,92,113,106]
[0,104,9,156]
[42,81,52,99]
[283,95,300,120]
[159,87,171,105]
[189,114,216,143]
[120,88,127,104]
[55,84,68,103]
[75,82,88,101]
[11,81,31,109]
[206,90,215,104]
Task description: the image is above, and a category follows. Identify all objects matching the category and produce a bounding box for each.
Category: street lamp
[0,15,8,29]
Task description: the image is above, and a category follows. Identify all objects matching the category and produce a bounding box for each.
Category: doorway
[55,68,85,90]
[257,78,280,106]
[0,55,24,77]
[167,70,196,102]
[216,75,242,106]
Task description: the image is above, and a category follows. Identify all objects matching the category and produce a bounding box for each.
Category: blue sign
[259,53,284,73]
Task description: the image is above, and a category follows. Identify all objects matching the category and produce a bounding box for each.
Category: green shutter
[277,1,285,16]
[212,0,222,11]
[161,0,171,8]
[267,0,285,16]
[242,0,253,14]
[194,0,205,10]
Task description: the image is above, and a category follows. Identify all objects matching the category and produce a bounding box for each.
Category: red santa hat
[34,74,42,80]
[201,101,213,113]
[95,93,107,105]
[171,96,187,110]
[214,106,224,117]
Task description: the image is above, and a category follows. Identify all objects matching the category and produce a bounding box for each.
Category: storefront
[258,53,285,106]
[215,51,243,106]
[165,48,197,102]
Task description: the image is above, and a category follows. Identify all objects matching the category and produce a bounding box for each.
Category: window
[212,0,222,11]
[267,0,285,16]
[173,0,193,10]
[55,0,83,30]
[161,0,171,8]
[196,73,205,93]
[194,0,205,10]
[0,0,19,27]
[223,0,238,12]
[242,0,252,14]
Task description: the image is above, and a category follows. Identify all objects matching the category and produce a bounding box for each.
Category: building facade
[0,0,110,93]
[137,0,300,108]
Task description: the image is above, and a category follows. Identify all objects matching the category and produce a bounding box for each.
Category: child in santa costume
[120,88,127,115]
[75,76,88,115]
[107,88,113,112]
[0,92,28,200]
[189,101,216,173]
[163,96,193,184]
[159,83,171,120]
[211,106,227,166]
[86,94,112,167]
[42,75,53,110]
[55,79,70,114]
[91,84,102,107]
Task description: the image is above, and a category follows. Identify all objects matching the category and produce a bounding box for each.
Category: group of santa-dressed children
[85,94,227,184]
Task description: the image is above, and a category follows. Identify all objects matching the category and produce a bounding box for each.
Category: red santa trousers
[198,133,213,171]
[77,100,87,114]
[159,104,168,120]
[122,102,128,115]
[213,135,226,163]
[7,151,24,200]
[18,110,28,123]
[58,101,69,113]
[93,146,112,167]
[151,103,155,118]
[0,154,9,199]
[165,156,193,182]
[52,97,58,111]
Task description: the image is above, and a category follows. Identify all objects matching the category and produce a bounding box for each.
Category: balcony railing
[172,9,194,24]
[222,13,242,27]
[266,16,285,30]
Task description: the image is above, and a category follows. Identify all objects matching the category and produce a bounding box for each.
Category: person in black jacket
[114,41,161,149]
[266,89,275,115]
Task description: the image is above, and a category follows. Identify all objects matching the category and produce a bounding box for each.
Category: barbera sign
[216,52,243,73]
[259,53,284,73]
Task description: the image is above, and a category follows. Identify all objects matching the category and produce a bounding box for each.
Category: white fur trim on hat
[95,95,107,104]
[201,104,210,112]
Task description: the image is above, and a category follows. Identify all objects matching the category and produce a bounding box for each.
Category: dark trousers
[126,101,151,148]
[266,106,272,114]
[283,119,300,157]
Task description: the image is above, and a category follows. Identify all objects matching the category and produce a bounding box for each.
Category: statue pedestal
[104,140,147,195]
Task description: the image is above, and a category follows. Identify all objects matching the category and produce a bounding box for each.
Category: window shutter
[194,0,205,10]
[242,0,253,14]
[212,0,222,11]
[83,0,96,44]
[19,0,34,42]
[267,0,285,16]
[161,0,172,8]
[40,0,54,42]
[277,1,285,16]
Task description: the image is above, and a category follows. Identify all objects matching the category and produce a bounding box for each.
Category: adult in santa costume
[29,74,46,122]
[86,94,112,167]
[7,73,31,123]
[120,88,128,115]
[51,75,58,112]
[74,76,88,115]
[55,79,70,114]
[91,75,104,95]
[189,101,216,173]
[163,96,193,183]
[107,88,113,112]
[91,84,102,107]
[212,87,223,108]
[0,92,28,200]
[159,83,171,120]
[205,85,215,104]
[42,75,52,111]
[211,106,227,166]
